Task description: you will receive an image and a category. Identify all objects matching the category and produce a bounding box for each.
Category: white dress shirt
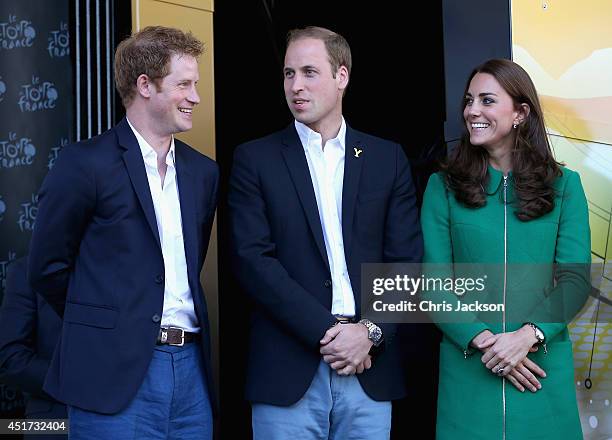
[127,119,199,332]
[295,118,356,317]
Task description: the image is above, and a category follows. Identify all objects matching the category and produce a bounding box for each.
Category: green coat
[421,166,591,440]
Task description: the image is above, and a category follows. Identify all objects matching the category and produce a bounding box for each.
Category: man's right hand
[320,323,372,374]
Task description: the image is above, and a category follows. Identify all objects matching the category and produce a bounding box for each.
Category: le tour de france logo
[48,21,69,58]
[0,14,36,50]
[0,250,16,292]
[18,75,58,112]
[0,381,26,413]
[48,137,68,169]
[0,76,5,102]
[17,193,38,233]
[0,132,36,169]
[0,195,5,223]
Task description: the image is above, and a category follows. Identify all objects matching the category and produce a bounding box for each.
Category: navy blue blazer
[0,257,67,423]
[28,118,219,414]
[229,123,423,405]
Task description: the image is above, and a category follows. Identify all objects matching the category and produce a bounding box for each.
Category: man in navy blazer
[0,257,66,439]
[229,26,423,438]
[28,27,218,439]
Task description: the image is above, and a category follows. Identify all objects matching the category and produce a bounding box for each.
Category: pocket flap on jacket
[64,302,118,329]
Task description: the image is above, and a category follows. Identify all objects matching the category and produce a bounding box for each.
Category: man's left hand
[320,323,373,374]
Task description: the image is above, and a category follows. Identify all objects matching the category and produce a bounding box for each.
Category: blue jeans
[252,360,391,439]
[68,343,212,440]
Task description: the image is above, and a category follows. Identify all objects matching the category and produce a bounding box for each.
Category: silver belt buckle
[168,326,185,346]
[160,327,169,344]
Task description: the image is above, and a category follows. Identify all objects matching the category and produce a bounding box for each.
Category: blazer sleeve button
[155,275,164,284]
[152,314,161,323]
[324,279,332,288]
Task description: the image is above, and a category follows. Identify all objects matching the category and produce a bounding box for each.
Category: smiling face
[148,53,200,136]
[283,37,348,134]
[463,72,522,156]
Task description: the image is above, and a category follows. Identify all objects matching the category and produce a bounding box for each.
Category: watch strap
[523,322,545,344]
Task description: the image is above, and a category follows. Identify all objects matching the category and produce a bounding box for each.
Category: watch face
[370,327,383,345]
[360,319,383,346]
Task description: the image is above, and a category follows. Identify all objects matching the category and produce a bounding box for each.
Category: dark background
[0,0,73,428]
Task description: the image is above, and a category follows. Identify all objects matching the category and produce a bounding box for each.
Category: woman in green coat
[421,59,591,439]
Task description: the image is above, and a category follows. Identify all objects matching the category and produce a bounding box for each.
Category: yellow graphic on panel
[512,1,611,438]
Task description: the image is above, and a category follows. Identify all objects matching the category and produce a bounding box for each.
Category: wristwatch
[523,322,545,344]
[359,319,383,347]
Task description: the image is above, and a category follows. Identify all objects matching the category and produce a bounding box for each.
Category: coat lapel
[280,126,330,271]
[174,141,199,293]
[342,127,364,260]
[117,118,161,249]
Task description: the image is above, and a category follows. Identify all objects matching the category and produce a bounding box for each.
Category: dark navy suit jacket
[0,257,66,424]
[27,118,219,414]
[229,123,423,405]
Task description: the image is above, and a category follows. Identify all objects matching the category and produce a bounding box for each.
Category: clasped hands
[472,327,546,393]
[319,323,373,376]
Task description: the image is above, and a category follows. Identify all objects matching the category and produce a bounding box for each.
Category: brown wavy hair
[444,58,562,221]
[114,26,203,107]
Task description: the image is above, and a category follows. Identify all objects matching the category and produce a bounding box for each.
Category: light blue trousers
[252,360,391,439]
[68,343,212,440]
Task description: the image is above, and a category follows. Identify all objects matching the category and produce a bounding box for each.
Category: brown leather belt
[156,326,199,346]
